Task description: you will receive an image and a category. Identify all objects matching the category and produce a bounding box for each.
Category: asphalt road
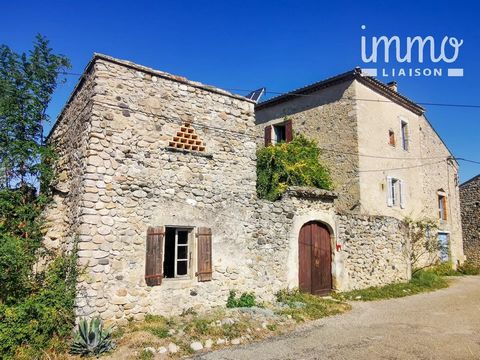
[199,276,480,360]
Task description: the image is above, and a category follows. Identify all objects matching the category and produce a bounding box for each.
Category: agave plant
[70,317,116,356]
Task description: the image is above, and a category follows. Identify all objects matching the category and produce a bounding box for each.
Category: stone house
[256,69,464,266]
[43,55,463,324]
[460,175,480,264]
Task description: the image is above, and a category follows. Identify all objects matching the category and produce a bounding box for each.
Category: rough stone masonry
[460,175,480,265]
[43,54,409,325]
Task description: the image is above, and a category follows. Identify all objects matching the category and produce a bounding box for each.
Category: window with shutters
[273,124,286,144]
[145,226,212,286]
[164,227,192,278]
[264,119,293,146]
[387,177,405,208]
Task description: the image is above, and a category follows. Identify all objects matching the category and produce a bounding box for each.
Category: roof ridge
[256,68,424,115]
[460,174,480,187]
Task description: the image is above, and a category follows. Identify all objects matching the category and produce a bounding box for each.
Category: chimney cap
[387,81,398,92]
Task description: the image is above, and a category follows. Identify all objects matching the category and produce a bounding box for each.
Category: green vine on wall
[256,134,333,201]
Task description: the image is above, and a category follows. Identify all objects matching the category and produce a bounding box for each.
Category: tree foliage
[0,34,69,189]
[0,35,77,358]
[256,134,333,201]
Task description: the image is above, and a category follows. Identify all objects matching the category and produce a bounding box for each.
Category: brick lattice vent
[168,123,206,152]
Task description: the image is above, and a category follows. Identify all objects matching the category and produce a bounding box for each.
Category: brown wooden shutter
[285,120,293,142]
[264,125,272,147]
[145,226,164,286]
[197,227,212,282]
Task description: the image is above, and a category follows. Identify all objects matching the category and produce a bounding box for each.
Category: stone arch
[286,211,343,290]
[298,221,332,295]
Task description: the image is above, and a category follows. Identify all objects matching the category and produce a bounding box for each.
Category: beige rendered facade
[256,69,464,266]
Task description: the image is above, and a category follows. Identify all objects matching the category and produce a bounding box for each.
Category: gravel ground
[198,276,480,360]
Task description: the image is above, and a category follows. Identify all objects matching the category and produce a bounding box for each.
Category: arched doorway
[298,221,332,295]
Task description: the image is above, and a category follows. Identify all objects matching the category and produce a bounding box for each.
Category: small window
[164,227,192,278]
[391,178,399,205]
[264,120,293,146]
[401,121,409,150]
[438,194,447,221]
[389,130,396,146]
[145,226,212,286]
[273,124,286,144]
[387,177,404,208]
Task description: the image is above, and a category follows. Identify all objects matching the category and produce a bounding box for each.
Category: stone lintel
[284,186,338,201]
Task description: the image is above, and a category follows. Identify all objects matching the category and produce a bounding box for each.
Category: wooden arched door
[298,221,332,295]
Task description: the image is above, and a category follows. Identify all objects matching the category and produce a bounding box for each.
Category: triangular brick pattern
[168,123,206,152]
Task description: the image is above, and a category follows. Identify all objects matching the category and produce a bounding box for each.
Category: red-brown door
[299,221,332,295]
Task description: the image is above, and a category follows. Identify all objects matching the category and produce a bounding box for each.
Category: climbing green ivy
[256,134,333,201]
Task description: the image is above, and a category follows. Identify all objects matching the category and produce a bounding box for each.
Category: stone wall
[255,81,361,212]
[45,55,411,325]
[337,213,408,289]
[460,176,480,265]
[43,66,96,251]
[418,114,464,266]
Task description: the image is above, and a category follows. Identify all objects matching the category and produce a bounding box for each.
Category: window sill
[162,277,196,289]
[166,146,213,159]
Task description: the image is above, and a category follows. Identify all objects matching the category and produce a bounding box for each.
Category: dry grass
[117,309,285,358]
[37,295,350,360]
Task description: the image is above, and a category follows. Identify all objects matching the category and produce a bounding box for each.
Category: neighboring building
[43,55,463,324]
[256,68,464,266]
[460,175,480,264]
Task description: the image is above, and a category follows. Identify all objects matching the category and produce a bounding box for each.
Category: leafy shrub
[0,36,75,358]
[425,262,460,276]
[457,261,480,275]
[425,261,480,276]
[70,317,115,356]
[256,134,333,200]
[226,290,257,308]
[0,251,78,358]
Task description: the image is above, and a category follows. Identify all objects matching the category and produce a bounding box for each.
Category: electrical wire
[59,71,480,109]
[49,72,480,168]
[89,98,478,172]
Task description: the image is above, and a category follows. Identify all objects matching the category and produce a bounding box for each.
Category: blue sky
[1,0,479,181]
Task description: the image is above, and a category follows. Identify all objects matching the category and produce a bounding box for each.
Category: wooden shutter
[145,226,164,286]
[389,131,396,146]
[197,227,212,282]
[399,180,405,209]
[285,120,293,143]
[264,125,272,147]
[387,177,393,207]
[442,196,448,220]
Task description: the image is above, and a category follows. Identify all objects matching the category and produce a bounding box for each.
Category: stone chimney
[387,81,398,92]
